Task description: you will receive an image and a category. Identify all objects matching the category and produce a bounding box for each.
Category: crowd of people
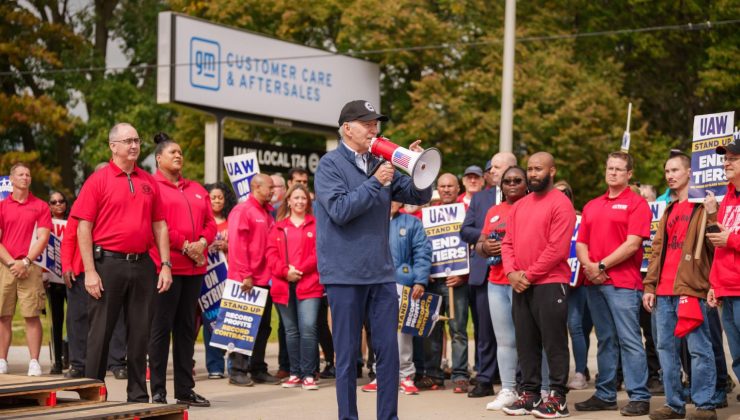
[0,100,738,420]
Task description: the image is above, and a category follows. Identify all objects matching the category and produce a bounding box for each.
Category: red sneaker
[361,379,377,392]
[281,375,301,388]
[302,376,319,390]
[399,376,419,395]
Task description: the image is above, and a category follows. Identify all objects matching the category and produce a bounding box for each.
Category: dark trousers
[85,256,155,403]
[470,283,499,384]
[470,286,479,371]
[327,283,399,420]
[277,309,290,372]
[318,296,334,365]
[47,283,67,366]
[512,283,569,395]
[66,273,127,371]
[148,275,202,398]
[229,289,273,375]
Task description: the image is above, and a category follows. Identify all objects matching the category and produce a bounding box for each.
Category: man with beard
[500,152,576,417]
[575,152,652,416]
[461,152,517,398]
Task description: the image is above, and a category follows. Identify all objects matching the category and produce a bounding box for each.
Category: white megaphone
[369,136,442,190]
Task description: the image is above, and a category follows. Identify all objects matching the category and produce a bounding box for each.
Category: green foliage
[0,0,737,209]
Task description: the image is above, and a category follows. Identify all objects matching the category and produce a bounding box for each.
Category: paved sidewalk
[4,343,740,419]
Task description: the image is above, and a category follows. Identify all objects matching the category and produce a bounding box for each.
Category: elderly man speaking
[314,100,432,420]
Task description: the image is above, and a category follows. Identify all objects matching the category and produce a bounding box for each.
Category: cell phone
[706,224,721,234]
[93,245,103,261]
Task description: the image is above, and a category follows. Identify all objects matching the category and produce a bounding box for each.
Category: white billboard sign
[157,12,381,129]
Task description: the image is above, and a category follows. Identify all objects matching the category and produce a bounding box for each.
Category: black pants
[85,256,155,403]
[512,283,569,395]
[66,273,127,371]
[47,283,67,366]
[149,275,202,398]
[317,296,334,365]
[229,289,273,375]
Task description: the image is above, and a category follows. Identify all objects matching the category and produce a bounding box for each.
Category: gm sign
[190,37,220,91]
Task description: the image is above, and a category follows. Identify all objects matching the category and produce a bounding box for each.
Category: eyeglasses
[49,200,66,205]
[110,137,141,146]
[726,156,740,163]
[502,178,524,186]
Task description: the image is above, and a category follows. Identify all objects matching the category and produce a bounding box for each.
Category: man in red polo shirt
[226,173,278,387]
[0,163,51,376]
[70,122,172,403]
[575,151,652,416]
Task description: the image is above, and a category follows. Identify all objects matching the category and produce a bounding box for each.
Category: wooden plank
[0,402,187,419]
[0,374,104,401]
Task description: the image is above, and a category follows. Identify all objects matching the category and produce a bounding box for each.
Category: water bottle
[486,231,504,266]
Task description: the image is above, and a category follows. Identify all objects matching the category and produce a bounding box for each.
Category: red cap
[674,296,703,338]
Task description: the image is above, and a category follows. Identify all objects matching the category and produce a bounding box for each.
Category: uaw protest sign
[422,203,469,278]
[689,111,735,202]
[210,281,268,356]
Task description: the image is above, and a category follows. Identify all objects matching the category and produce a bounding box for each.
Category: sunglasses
[502,178,524,186]
[49,200,66,205]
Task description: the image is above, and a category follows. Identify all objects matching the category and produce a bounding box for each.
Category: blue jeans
[202,318,227,374]
[276,287,320,378]
[424,280,469,381]
[587,285,651,402]
[487,283,517,390]
[721,297,740,383]
[567,286,592,374]
[655,296,715,412]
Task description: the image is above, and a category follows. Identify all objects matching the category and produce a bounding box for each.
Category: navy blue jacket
[460,187,498,286]
[314,142,432,285]
[389,213,431,287]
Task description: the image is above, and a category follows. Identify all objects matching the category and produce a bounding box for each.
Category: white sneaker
[486,388,518,411]
[28,359,42,376]
[0,359,7,374]
[567,372,588,390]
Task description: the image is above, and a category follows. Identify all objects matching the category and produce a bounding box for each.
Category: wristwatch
[161,261,173,269]
[598,261,606,271]
[22,257,31,267]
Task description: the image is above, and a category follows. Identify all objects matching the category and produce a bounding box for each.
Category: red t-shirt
[70,160,164,254]
[578,188,651,290]
[0,192,53,259]
[657,200,695,296]
[481,202,512,285]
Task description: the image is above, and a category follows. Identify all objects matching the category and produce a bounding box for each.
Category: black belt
[102,250,147,262]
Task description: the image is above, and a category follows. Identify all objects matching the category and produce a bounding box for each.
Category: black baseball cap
[717,136,740,155]
[338,100,388,126]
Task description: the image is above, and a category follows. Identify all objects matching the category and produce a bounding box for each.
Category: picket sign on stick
[621,102,632,153]
[437,286,455,321]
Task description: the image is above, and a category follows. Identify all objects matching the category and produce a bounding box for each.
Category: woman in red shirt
[148,133,216,407]
[475,166,528,411]
[266,184,323,390]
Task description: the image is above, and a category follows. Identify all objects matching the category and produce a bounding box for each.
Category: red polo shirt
[577,188,651,290]
[0,192,52,259]
[70,160,164,254]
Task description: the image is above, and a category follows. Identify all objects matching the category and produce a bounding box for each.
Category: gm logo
[190,37,220,91]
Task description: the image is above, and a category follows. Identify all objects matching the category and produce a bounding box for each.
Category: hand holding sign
[703,190,719,214]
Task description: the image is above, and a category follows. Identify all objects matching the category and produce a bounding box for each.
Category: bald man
[500,152,576,417]
[226,173,279,387]
[461,152,517,398]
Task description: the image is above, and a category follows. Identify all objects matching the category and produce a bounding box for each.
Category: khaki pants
[0,264,45,317]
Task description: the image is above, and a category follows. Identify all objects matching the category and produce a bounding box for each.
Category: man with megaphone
[314,100,437,420]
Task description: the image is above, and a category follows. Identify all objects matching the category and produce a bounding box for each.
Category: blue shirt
[314,141,432,285]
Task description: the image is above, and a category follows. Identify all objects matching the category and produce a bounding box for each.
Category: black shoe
[176,391,211,407]
[467,382,494,398]
[648,376,665,396]
[532,390,569,419]
[251,371,280,384]
[621,401,651,416]
[503,391,541,416]
[575,395,618,411]
[50,363,63,375]
[152,393,167,404]
[228,373,254,387]
[112,366,128,380]
[469,376,479,386]
[320,364,335,379]
[64,367,84,378]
